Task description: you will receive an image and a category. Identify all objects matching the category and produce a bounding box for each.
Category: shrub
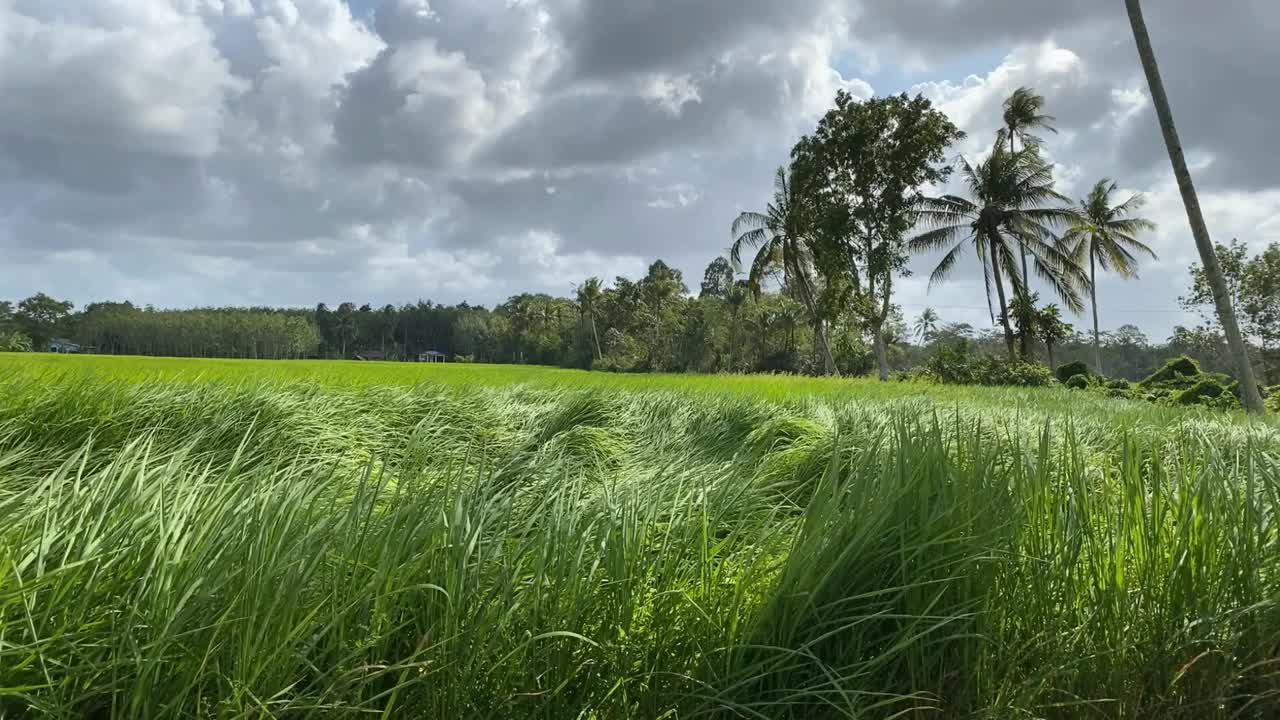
[1175,379,1239,409]
[927,342,976,385]
[1056,361,1091,384]
[1105,378,1131,391]
[889,368,934,383]
[1065,375,1089,390]
[972,357,1055,388]
[1139,356,1202,389]
[1268,388,1280,414]
[0,331,33,352]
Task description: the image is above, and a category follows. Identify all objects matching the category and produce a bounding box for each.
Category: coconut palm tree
[998,87,1058,288]
[913,308,939,344]
[1063,179,1157,375]
[731,166,837,375]
[1037,304,1072,370]
[576,277,604,362]
[1125,0,1265,413]
[998,87,1057,157]
[910,148,1086,359]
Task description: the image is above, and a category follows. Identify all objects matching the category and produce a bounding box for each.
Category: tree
[576,277,605,362]
[16,293,74,349]
[699,257,735,298]
[792,91,964,380]
[731,166,838,375]
[1037,304,1072,370]
[1125,0,1265,414]
[335,302,358,358]
[639,260,687,371]
[1009,292,1040,361]
[913,308,940,345]
[1063,178,1157,374]
[1185,241,1280,385]
[912,148,1085,359]
[1241,244,1280,384]
[998,87,1058,287]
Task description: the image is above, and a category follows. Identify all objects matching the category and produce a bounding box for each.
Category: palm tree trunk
[789,258,839,377]
[1090,246,1103,375]
[990,236,1016,359]
[1047,342,1056,371]
[1126,0,1265,414]
[1010,131,1032,291]
[729,306,740,371]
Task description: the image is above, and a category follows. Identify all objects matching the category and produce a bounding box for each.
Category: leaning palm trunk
[1125,0,1265,414]
[990,235,1017,359]
[1090,248,1103,374]
[789,260,838,376]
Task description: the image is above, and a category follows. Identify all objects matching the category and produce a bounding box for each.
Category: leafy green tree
[792,91,964,379]
[731,166,837,375]
[912,148,1084,358]
[16,293,74,349]
[1126,0,1265,414]
[1063,179,1157,374]
[1009,292,1040,361]
[1037,304,1072,370]
[334,302,358,358]
[1241,243,1280,383]
[699,257,735,299]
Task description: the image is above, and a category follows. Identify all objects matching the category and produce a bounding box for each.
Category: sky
[2,0,1278,340]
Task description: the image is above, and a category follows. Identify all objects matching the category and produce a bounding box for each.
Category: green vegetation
[1,354,1277,718]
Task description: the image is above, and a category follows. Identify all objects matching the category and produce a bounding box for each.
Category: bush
[1105,378,1131,391]
[972,357,1055,387]
[0,331,33,352]
[889,368,934,383]
[1056,361,1091,384]
[1175,379,1239,409]
[927,342,976,385]
[1065,375,1089,390]
[1268,387,1280,414]
[1139,356,1202,389]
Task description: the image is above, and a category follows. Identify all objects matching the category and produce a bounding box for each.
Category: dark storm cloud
[0,0,1276,339]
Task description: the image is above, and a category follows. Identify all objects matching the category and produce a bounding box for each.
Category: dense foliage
[1,356,1276,718]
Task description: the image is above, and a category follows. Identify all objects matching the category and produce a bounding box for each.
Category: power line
[895,302,1192,315]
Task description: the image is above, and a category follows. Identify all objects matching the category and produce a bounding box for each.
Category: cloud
[0,0,1277,343]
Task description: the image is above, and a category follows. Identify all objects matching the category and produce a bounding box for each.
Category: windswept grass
[0,355,1277,718]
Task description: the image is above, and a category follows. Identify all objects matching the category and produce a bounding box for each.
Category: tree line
[1,244,1276,384]
[0,3,1272,403]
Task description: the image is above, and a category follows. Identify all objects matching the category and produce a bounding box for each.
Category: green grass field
[1,353,1278,718]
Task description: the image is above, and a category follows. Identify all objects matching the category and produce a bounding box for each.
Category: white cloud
[0,0,1276,343]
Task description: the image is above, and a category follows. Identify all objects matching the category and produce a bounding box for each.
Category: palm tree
[999,87,1058,156]
[1009,292,1041,361]
[999,87,1058,288]
[1037,304,1072,370]
[1125,0,1265,414]
[911,148,1086,359]
[731,166,837,375]
[576,278,605,362]
[1063,179,1157,375]
[913,308,939,344]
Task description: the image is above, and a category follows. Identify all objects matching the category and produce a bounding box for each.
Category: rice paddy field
[1,353,1278,719]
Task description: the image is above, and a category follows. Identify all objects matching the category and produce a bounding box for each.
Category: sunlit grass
[0,353,1277,718]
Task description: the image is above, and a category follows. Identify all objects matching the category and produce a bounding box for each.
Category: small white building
[417,351,448,363]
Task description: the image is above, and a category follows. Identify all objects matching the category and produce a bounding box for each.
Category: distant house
[417,351,448,363]
[49,338,81,354]
[354,351,387,361]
